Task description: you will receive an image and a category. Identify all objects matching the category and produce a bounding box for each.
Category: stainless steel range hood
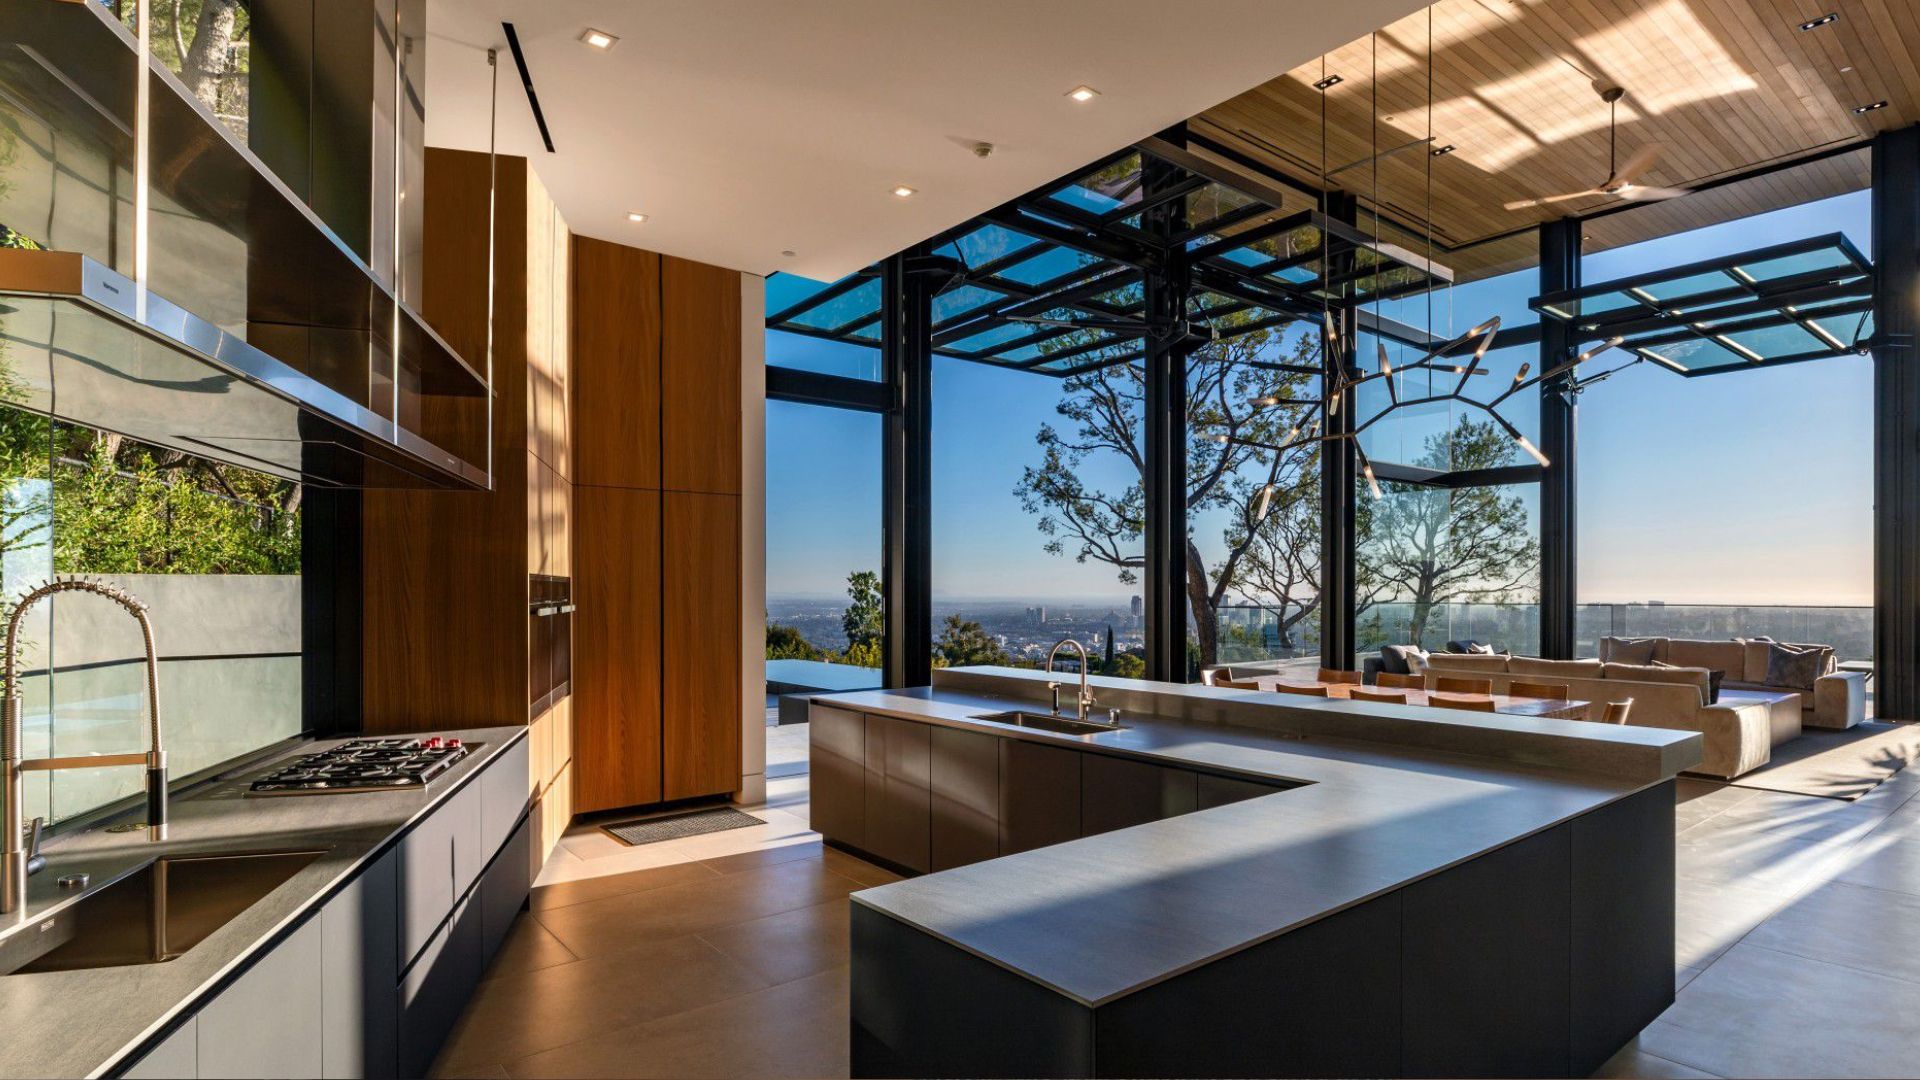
[0,248,486,488]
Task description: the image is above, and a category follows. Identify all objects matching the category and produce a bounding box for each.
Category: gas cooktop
[248,737,475,796]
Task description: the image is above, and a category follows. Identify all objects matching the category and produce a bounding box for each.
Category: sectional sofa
[1419,652,1792,779]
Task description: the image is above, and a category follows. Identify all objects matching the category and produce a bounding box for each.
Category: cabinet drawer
[322,851,400,1080]
[397,803,458,971]
[480,814,535,968]
[397,898,483,1079]
[481,735,532,860]
[1081,755,1198,836]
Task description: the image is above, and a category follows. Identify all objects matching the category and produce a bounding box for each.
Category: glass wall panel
[1188,320,1322,679]
[763,399,882,776]
[932,354,1143,674]
[0,402,301,828]
[1576,184,1871,657]
[1357,477,1541,656]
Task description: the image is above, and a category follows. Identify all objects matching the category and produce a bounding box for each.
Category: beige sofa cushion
[1599,636,1666,664]
[1508,656,1604,679]
[1602,662,1710,705]
[1738,639,1837,684]
[1423,652,1511,674]
[1667,638,1745,674]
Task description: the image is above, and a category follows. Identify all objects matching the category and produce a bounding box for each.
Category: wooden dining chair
[1376,671,1424,690]
[1216,677,1261,691]
[1433,675,1494,695]
[1272,682,1331,697]
[1428,694,1498,712]
[1602,699,1634,724]
[1349,686,1408,704]
[1508,680,1568,701]
[1316,668,1364,685]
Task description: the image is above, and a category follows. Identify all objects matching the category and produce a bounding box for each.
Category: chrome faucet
[1045,638,1097,722]
[2,578,168,916]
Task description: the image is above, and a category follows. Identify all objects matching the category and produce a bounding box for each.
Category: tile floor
[437,764,1920,1079]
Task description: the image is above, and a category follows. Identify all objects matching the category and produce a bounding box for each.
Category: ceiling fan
[1504,85,1688,211]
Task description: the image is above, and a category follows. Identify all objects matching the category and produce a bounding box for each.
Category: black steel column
[1874,126,1920,720]
[1538,218,1580,659]
[1143,141,1193,681]
[1320,192,1358,671]
[882,250,934,688]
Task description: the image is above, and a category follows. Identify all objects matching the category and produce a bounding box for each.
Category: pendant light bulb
[1378,341,1392,376]
[1363,460,1382,500]
[1515,434,1550,468]
[1513,362,1531,385]
[1254,483,1275,520]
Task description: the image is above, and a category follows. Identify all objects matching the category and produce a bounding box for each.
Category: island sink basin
[971,710,1123,736]
[0,848,327,975]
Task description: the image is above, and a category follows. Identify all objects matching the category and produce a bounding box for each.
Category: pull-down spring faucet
[2,578,168,916]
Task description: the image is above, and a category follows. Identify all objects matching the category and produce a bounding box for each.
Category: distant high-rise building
[1130,595,1143,618]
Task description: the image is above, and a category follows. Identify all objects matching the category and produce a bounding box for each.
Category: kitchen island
[814,667,1702,1079]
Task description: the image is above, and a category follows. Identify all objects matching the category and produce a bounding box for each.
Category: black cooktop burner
[248,737,475,796]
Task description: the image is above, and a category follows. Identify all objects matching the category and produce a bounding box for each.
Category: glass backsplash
[0,384,302,827]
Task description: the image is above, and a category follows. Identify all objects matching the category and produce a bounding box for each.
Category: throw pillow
[1765,642,1824,691]
[1606,636,1660,665]
[1467,643,1496,655]
[1379,644,1429,675]
[1657,660,1724,704]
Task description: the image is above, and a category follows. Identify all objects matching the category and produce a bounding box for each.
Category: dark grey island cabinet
[809,705,1288,873]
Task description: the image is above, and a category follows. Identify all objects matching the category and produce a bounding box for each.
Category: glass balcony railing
[1213,602,1873,664]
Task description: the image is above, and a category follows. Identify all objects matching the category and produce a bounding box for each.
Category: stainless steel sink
[971,710,1123,736]
[0,848,327,975]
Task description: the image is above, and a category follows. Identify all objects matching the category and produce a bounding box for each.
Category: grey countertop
[0,726,526,1079]
[825,668,1702,1008]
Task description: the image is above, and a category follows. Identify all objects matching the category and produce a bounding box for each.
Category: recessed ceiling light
[580,28,618,50]
[1066,85,1099,102]
[626,211,648,223]
[1431,144,1456,157]
[892,185,916,198]
[1855,100,1889,113]
[1313,74,1343,91]
[1798,12,1838,30]
[780,250,796,258]
[1841,65,1854,72]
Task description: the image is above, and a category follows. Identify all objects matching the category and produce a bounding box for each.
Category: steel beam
[1875,125,1920,720]
[1538,219,1579,659]
[1143,140,1194,682]
[882,249,934,689]
[1321,192,1359,671]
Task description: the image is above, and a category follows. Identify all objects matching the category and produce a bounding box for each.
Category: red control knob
[444,738,463,749]
[423,737,443,749]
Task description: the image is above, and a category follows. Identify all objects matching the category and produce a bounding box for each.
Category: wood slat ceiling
[1194,0,1907,280]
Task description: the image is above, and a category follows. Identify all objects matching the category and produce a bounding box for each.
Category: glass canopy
[766,146,1455,378]
[1531,233,1873,376]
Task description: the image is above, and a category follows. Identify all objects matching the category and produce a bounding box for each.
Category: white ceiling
[425,0,1426,279]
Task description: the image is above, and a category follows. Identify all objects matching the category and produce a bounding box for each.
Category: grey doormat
[1728,720,1920,800]
[601,806,765,847]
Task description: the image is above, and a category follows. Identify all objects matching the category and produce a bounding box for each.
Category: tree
[841,570,883,653]
[1015,310,1323,669]
[933,615,1010,668]
[765,623,821,661]
[1355,417,1540,646]
[1103,651,1145,679]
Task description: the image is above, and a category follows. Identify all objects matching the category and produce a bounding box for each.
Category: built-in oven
[529,574,573,717]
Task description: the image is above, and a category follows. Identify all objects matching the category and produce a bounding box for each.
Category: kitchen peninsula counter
[820,667,1702,1079]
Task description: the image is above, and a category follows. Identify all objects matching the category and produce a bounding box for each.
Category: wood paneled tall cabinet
[571,238,745,813]
[362,149,573,863]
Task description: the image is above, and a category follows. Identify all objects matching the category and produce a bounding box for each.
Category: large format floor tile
[1639,943,1920,1079]
[1743,879,1920,985]
[506,966,850,1079]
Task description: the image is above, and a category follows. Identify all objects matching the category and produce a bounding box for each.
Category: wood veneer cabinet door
[661,255,740,494]
[930,727,999,871]
[572,486,663,812]
[863,714,931,873]
[571,237,660,490]
[663,491,742,800]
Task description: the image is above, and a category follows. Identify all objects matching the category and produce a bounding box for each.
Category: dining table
[1240,676,1591,720]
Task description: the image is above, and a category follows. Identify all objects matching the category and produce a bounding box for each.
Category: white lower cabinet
[198,915,326,1078]
[110,735,536,1080]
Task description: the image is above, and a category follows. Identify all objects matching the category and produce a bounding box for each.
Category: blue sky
[766,188,1873,608]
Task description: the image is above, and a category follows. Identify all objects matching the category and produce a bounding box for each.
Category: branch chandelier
[1213,13,1623,508]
